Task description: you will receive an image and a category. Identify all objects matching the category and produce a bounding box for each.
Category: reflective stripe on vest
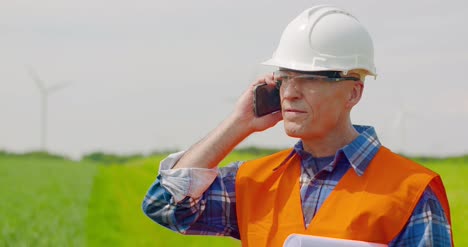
[235,146,451,247]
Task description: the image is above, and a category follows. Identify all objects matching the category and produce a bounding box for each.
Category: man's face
[277,70,362,140]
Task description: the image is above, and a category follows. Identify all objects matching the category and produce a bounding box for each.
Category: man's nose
[281,80,301,100]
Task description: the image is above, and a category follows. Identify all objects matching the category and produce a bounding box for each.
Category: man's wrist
[224,114,254,141]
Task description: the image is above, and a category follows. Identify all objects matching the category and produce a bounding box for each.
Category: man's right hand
[173,74,283,170]
[231,73,283,134]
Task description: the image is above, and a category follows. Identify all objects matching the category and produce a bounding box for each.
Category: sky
[1,0,468,159]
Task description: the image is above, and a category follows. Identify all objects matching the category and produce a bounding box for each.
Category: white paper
[283,234,388,247]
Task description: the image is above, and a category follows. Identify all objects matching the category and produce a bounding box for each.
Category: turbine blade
[26,65,46,92]
[47,81,72,93]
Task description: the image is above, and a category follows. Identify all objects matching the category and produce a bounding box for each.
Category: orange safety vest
[235,146,452,247]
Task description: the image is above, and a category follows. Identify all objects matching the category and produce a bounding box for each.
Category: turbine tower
[393,102,415,155]
[392,108,406,153]
[27,66,71,151]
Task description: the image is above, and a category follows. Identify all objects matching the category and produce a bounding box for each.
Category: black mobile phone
[253,83,281,117]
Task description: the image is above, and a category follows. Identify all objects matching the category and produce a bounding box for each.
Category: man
[143,5,453,246]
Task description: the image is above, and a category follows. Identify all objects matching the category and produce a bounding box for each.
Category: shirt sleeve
[389,186,452,246]
[142,153,242,239]
[157,151,219,203]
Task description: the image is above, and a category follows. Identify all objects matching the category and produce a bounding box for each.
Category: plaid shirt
[143,125,452,246]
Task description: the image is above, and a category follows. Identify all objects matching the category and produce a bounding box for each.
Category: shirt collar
[289,125,381,176]
[341,125,381,176]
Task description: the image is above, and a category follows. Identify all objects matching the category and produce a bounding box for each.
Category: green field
[0,151,466,246]
[0,154,96,246]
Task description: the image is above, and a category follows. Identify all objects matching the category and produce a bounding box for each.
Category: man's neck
[301,124,359,158]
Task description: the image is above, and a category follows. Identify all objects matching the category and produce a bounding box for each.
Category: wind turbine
[27,66,72,151]
[392,107,406,153]
[392,101,418,155]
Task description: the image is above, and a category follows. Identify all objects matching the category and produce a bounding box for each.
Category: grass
[0,154,96,247]
[86,155,240,247]
[0,151,466,246]
[417,158,468,246]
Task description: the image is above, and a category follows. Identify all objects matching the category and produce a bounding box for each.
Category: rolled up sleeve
[158,151,218,203]
[142,152,240,238]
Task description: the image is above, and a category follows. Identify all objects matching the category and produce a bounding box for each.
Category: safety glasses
[273,70,360,89]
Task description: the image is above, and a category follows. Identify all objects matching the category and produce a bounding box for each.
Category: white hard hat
[262,5,377,77]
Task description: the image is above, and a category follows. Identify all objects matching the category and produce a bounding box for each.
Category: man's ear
[347,81,364,108]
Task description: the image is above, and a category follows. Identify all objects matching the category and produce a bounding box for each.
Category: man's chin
[284,126,304,139]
